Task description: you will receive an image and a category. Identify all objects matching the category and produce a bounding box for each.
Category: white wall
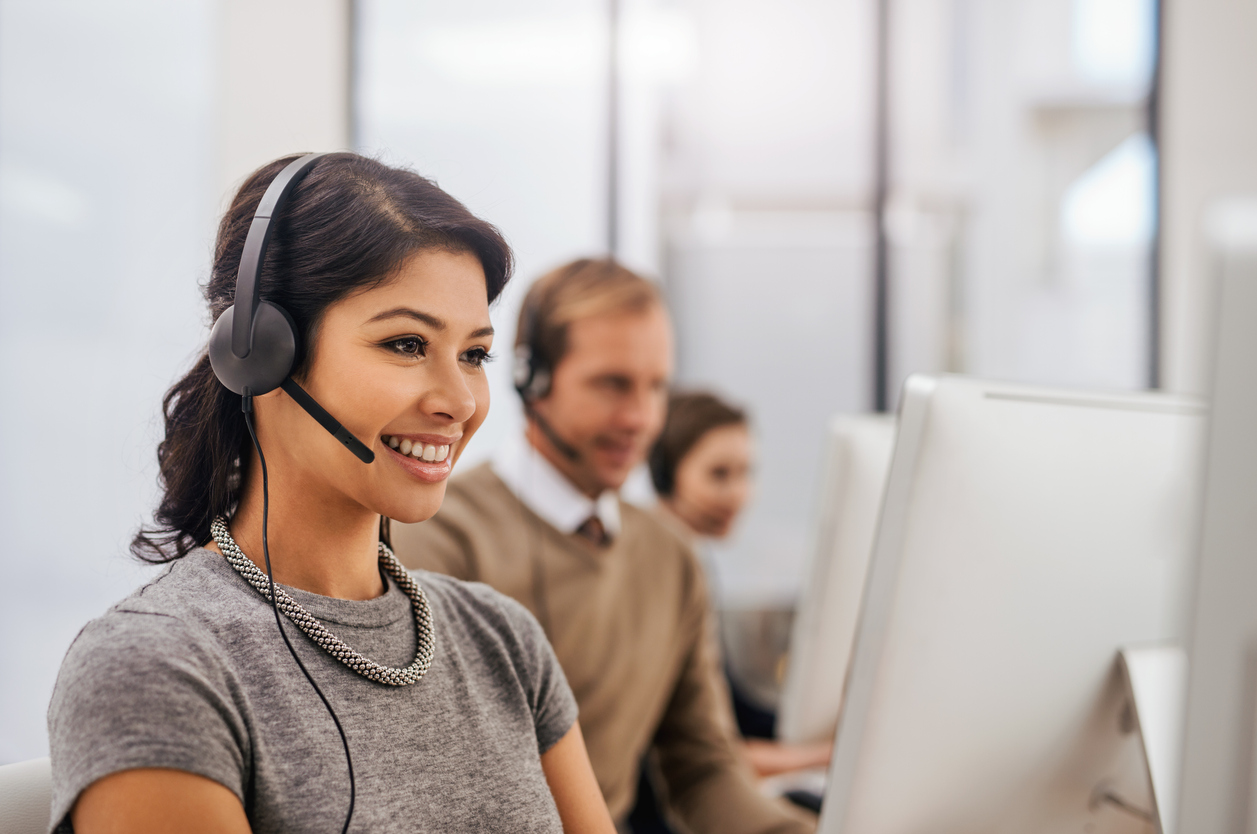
[354,0,615,466]
[0,0,352,765]
[658,0,877,606]
[1160,0,1257,395]
[667,212,873,605]
[0,0,215,765]
[945,0,1155,393]
[217,0,351,200]
[656,0,1160,605]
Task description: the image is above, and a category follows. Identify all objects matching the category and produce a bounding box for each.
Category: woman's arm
[741,739,833,778]
[71,768,251,834]
[541,723,616,834]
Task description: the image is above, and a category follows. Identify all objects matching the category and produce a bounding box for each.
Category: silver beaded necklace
[210,516,436,686]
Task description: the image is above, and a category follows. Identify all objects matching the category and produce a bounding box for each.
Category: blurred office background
[2,0,1254,764]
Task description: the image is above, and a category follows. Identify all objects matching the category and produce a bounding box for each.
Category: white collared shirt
[491,433,622,539]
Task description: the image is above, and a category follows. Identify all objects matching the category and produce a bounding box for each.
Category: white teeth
[387,437,453,463]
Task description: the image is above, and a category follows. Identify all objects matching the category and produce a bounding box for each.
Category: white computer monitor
[821,374,1204,834]
[1176,204,1257,831]
[778,414,896,745]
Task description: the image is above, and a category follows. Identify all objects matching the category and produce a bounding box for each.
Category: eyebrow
[367,307,494,339]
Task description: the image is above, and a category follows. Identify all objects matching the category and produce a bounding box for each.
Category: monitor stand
[1108,645,1188,834]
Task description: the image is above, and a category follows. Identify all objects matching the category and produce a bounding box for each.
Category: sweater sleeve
[652,558,816,834]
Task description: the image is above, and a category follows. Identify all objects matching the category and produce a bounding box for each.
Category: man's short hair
[514,258,663,397]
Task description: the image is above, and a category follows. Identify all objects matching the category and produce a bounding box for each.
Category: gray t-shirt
[47,548,578,833]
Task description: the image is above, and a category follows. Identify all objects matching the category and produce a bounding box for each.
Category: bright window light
[1072,0,1156,87]
[1061,132,1156,247]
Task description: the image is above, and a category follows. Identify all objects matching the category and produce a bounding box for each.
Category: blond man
[392,259,813,834]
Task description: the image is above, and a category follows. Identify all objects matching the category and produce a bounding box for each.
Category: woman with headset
[649,392,832,785]
[46,153,615,833]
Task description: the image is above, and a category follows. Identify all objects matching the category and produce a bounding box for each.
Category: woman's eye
[462,347,494,368]
[388,336,427,356]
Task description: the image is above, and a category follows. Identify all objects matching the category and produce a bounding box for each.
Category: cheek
[703,477,731,505]
[555,386,605,434]
[726,487,749,514]
[646,396,669,435]
[453,373,492,457]
[680,469,715,507]
[470,375,491,426]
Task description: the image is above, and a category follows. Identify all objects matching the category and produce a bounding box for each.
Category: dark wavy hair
[132,152,513,563]
[649,391,747,497]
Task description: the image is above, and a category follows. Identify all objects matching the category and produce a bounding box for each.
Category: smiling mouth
[383,436,452,462]
[594,441,637,463]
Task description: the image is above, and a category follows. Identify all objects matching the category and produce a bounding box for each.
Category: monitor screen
[1177,223,1257,831]
[779,414,895,745]
[822,375,1204,833]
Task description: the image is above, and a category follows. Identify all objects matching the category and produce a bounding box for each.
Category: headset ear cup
[530,367,551,400]
[208,301,298,395]
[514,344,553,401]
[513,345,534,396]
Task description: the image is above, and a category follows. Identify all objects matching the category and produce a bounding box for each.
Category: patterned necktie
[575,515,610,547]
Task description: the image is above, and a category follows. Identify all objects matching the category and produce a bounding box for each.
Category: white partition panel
[0,0,216,764]
[665,211,872,606]
[355,0,612,465]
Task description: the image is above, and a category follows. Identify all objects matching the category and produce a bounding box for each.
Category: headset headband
[231,153,328,359]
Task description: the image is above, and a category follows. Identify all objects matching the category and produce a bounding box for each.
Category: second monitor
[779,414,895,745]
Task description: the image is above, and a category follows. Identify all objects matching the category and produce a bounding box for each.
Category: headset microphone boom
[208,152,375,465]
[206,152,365,834]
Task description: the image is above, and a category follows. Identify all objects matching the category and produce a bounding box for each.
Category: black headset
[512,300,553,403]
[208,152,363,834]
[514,258,614,405]
[513,293,586,463]
[512,257,618,405]
[208,152,374,465]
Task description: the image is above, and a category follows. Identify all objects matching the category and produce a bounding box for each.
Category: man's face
[527,303,674,497]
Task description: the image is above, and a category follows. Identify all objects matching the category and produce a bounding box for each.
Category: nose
[616,386,658,433]
[421,356,478,424]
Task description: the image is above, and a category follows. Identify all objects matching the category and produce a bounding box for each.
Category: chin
[378,489,448,525]
[695,514,735,538]
[592,466,634,493]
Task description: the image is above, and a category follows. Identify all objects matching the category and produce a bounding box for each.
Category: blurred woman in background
[649,391,831,779]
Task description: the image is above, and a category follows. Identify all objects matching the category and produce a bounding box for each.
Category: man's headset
[513,294,580,461]
[207,153,365,834]
[512,306,552,403]
[208,152,374,465]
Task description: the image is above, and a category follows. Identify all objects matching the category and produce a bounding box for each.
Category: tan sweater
[392,463,813,834]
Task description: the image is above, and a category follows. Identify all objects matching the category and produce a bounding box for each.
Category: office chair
[0,757,52,834]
